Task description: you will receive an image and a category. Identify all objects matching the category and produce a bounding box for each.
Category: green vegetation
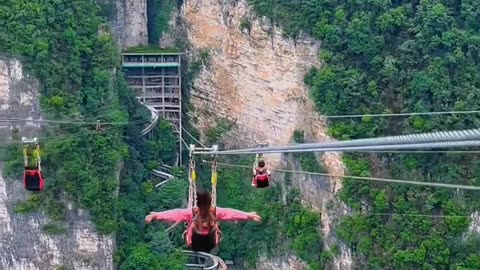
[0,0,185,268]
[42,222,67,235]
[293,130,327,173]
[205,118,234,144]
[0,0,131,233]
[147,0,176,44]
[14,194,41,213]
[98,1,116,21]
[249,0,480,269]
[240,17,253,33]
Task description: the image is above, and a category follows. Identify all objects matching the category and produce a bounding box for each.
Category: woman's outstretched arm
[216,207,262,222]
[145,208,193,224]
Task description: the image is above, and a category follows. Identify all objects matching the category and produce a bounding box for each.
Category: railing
[182,251,220,270]
[140,105,159,136]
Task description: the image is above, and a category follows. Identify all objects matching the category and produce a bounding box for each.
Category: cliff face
[105,0,148,49]
[255,255,307,270]
[180,0,351,269]
[0,58,41,142]
[468,211,480,235]
[0,58,114,270]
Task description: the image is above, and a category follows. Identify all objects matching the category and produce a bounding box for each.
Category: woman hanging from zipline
[145,145,262,253]
[145,188,261,252]
[252,142,271,188]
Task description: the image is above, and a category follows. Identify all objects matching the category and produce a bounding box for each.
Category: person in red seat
[252,160,271,188]
[24,170,44,191]
[145,189,261,252]
[22,139,44,191]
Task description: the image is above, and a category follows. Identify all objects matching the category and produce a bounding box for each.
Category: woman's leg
[191,232,217,253]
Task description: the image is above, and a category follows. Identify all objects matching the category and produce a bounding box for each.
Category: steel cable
[202,161,480,191]
[194,140,480,155]
[196,128,480,155]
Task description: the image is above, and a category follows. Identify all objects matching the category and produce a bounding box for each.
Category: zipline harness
[184,145,222,245]
[23,137,41,171]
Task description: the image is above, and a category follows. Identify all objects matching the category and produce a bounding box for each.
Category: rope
[34,141,41,172]
[182,126,207,148]
[202,161,480,191]
[211,153,218,208]
[355,212,475,218]
[232,100,480,119]
[194,140,480,155]
[0,125,119,147]
[0,117,147,126]
[302,110,480,119]
[253,153,259,174]
[180,137,190,149]
[196,128,480,155]
[189,149,197,209]
[294,110,480,119]
[359,150,480,154]
[208,140,480,155]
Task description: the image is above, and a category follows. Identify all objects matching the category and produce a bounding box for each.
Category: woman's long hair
[194,188,216,233]
[258,160,266,167]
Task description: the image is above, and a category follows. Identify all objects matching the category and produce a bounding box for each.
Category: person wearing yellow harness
[23,145,38,169]
[146,144,262,252]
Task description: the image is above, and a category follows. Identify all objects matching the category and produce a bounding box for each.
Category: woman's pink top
[152,207,251,223]
[152,207,252,246]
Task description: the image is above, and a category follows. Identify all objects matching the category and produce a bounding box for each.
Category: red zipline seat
[24,169,44,191]
[254,171,270,188]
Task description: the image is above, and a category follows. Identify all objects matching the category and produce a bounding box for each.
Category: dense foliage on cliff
[0,0,185,268]
[249,0,480,269]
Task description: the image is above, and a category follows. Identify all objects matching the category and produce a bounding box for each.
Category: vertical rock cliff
[467,211,480,235]
[103,0,148,49]
[0,58,114,270]
[179,0,352,269]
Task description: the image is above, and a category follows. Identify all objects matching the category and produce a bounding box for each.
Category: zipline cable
[184,110,480,154]
[301,110,480,119]
[180,137,190,149]
[0,126,118,147]
[202,160,480,191]
[234,100,480,119]
[0,117,147,126]
[194,128,480,155]
[355,212,474,218]
[194,140,480,155]
[182,126,207,148]
[185,108,480,153]
[0,108,150,146]
[359,150,480,154]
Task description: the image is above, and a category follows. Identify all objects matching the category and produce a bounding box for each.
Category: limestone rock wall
[0,58,114,270]
[104,0,148,49]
